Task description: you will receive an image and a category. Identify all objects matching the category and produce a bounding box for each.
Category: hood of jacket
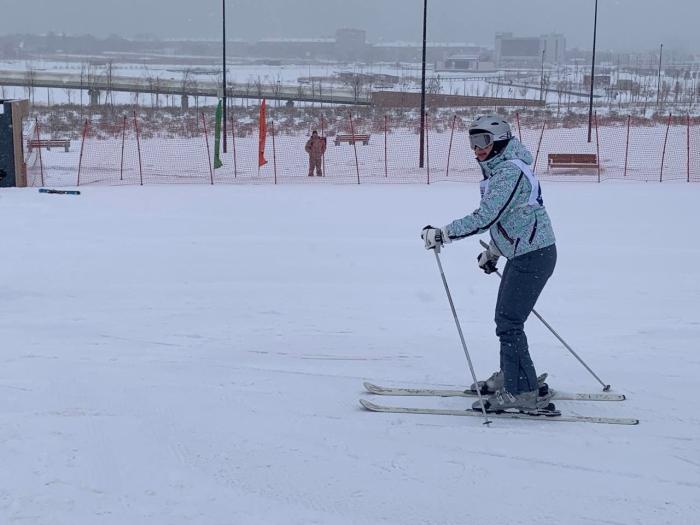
[478,138,533,179]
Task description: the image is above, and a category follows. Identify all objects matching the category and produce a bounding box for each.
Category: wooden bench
[27,139,71,153]
[548,153,598,170]
[334,133,370,146]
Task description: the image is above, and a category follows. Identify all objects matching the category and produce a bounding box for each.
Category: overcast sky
[1,0,696,52]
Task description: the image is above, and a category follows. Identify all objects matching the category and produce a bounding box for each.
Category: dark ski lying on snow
[359,399,639,425]
[363,381,626,402]
[38,188,81,195]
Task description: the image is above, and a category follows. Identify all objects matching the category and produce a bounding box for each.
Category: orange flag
[258,99,268,167]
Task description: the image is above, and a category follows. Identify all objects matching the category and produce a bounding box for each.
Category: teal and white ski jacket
[444,138,556,260]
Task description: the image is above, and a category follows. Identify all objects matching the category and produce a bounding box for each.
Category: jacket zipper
[528,218,538,244]
[497,222,514,244]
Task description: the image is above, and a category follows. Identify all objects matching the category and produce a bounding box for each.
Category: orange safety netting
[27,110,700,186]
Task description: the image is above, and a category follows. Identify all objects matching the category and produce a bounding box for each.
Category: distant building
[495,32,565,66]
[253,37,336,60]
[541,33,566,64]
[442,55,480,71]
[369,42,484,63]
[583,74,611,87]
[615,78,641,93]
[248,29,368,61]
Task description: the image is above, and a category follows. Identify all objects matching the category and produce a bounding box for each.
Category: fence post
[231,117,237,178]
[76,119,89,187]
[687,113,691,183]
[348,111,360,184]
[446,114,456,178]
[623,115,631,178]
[515,111,523,142]
[201,112,214,185]
[35,117,44,187]
[384,114,388,178]
[660,113,672,183]
[321,114,326,178]
[594,111,601,183]
[271,119,277,185]
[133,111,143,186]
[120,114,126,181]
[426,111,430,185]
[533,120,546,172]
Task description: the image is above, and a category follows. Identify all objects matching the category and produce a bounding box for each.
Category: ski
[359,399,639,426]
[363,381,625,402]
[39,188,81,195]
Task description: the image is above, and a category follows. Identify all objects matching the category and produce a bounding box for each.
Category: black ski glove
[477,240,501,274]
[477,251,499,274]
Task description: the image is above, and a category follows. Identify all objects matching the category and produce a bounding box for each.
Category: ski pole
[479,241,611,391]
[432,247,492,425]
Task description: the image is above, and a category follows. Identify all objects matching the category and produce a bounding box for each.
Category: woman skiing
[421,115,557,414]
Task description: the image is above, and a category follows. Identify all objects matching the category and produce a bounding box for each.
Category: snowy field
[1,182,699,524]
[0,57,585,107]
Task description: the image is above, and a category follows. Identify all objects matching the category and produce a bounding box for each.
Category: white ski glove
[477,240,501,274]
[421,225,451,250]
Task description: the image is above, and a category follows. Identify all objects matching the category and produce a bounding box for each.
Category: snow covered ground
[0,57,597,107]
[0,182,699,524]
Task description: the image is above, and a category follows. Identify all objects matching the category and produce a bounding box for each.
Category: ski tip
[359,399,380,411]
[363,381,380,392]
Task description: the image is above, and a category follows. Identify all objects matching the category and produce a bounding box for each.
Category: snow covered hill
[0,182,698,524]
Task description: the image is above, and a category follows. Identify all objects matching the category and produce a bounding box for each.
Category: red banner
[258,99,267,167]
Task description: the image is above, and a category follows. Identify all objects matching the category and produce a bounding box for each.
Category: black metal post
[419,0,427,168]
[587,0,598,143]
[656,43,663,108]
[540,49,545,101]
[222,0,227,152]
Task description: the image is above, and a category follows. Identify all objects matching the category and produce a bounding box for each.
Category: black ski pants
[495,244,557,395]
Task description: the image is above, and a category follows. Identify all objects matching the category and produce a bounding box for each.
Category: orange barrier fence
[25,110,700,187]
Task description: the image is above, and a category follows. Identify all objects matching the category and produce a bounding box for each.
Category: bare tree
[341,74,365,102]
[79,61,87,111]
[24,65,36,105]
[105,60,114,107]
[556,80,565,117]
[86,62,101,110]
[270,74,283,107]
[146,74,161,109]
[673,78,682,104]
[426,76,442,95]
[181,67,195,112]
[255,76,263,99]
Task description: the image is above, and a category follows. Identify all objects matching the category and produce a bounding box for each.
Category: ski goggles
[469,132,494,150]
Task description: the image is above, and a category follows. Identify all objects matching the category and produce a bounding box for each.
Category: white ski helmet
[468,115,512,149]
